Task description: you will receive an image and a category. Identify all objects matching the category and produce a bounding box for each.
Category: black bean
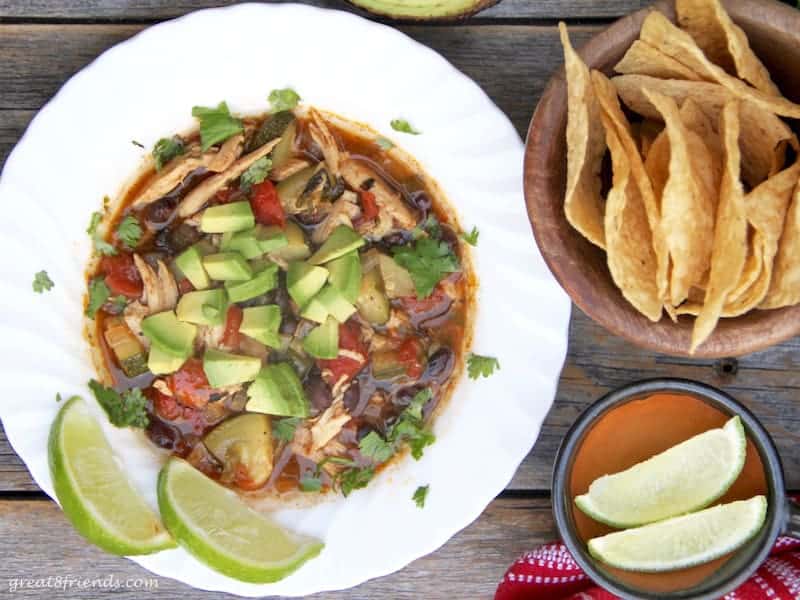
[306,370,332,412]
[343,381,360,413]
[169,223,202,252]
[422,347,455,385]
[144,197,176,228]
[146,418,186,454]
[381,230,414,247]
[356,424,376,442]
[408,190,432,215]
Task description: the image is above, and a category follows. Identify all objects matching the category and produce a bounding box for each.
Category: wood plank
[0,0,647,22]
[0,496,554,598]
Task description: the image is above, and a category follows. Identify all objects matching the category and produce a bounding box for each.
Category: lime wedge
[589,496,767,572]
[157,457,323,582]
[48,396,175,555]
[575,416,746,527]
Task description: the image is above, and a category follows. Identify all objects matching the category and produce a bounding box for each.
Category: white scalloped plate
[0,3,570,596]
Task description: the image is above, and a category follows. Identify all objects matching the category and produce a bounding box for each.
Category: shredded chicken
[123,300,150,347]
[310,398,351,451]
[308,108,340,174]
[197,324,225,351]
[358,209,395,241]
[339,158,416,229]
[338,348,365,362]
[205,133,244,172]
[311,191,361,244]
[271,157,311,181]
[132,148,205,208]
[133,254,178,313]
[331,374,350,398]
[177,137,281,218]
[152,379,172,397]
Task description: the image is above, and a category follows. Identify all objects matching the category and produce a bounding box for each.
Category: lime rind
[157,458,323,583]
[575,416,747,528]
[48,396,175,555]
[588,495,767,572]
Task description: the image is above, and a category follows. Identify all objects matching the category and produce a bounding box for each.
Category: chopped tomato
[100,253,143,298]
[222,305,243,348]
[234,464,261,491]
[359,190,379,221]
[167,358,213,409]
[318,320,367,385]
[215,188,235,204]
[177,278,194,294]
[397,337,425,379]
[250,180,285,227]
[148,386,181,421]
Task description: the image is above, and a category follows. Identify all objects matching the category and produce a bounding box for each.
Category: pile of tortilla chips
[559,0,800,353]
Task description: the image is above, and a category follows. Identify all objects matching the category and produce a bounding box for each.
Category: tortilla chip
[602,114,663,322]
[679,98,722,199]
[675,0,781,96]
[615,40,703,81]
[612,74,793,187]
[639,119,663,159]
[645,90,715,307]
[559,22,607,249]
[644,132,669,201]
[638,12,800,119]
[760,167,800,309]
[592,71,669,305]
[691,100,748,353]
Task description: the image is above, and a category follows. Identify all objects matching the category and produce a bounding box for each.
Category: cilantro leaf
[393,237,460,298]
[358,431,395,463]
[467,353,500,379]
[412,485,429,508]
[389,388,435,461]
[152,136,185,170]
[33,270,54,293]
[390,119,421,135]
[88,380,149,428]
[299,476,323,493]
[268,88,301,113]
[273,417,301,442]
[116,216,142,248]
[339,466,375,497]
[56,393,63,403]
[376,137,394,150]
[87,211,102,235]
[94,238,117,256]
[86,278,110,319]
[239,156,272,191]
[461,226,479,246]
[192,102,244,151]
[132,140,145,148]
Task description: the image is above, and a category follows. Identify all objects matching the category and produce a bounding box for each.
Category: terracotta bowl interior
[524,0,800,358]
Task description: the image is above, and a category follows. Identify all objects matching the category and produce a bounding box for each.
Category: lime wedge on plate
[589,496,767,572]
[576,416,746,527]
[48,396,175,554]
[158,457,323,583]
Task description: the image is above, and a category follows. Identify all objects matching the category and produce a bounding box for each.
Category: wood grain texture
[0,497,555,598]
[0,0,648,22]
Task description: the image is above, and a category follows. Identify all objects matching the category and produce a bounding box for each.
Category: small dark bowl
[551,378,800,600]
[524,0,800,358]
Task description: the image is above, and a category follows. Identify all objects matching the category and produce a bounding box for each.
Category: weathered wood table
[1,1,798,598]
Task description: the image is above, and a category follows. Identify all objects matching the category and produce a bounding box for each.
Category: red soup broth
[569,392,768,593]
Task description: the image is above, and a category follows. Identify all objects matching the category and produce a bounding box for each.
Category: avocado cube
[239,305,282,348]
[287,262,328,307]
[141,311,197,358]
[148,345,187,375]
[203,252,253,281]
[300,298,329,324]
[308,225,365,265]
[302,317,339,359]
[268,221,310,263]
[200,201,255,233]
[315,284,357,323]
[176,289,228,326]
[246,363,309,418]
[225,264,278,303]
[221,228,265,260]
[326,250,362,303]
[256,226,289,253]
[174,245,210,290]
[202,348,262,388]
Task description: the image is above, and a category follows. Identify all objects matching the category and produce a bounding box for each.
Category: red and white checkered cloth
[495,537,800,600]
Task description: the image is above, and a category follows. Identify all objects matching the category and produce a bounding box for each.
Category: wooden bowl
[524,0,800,358]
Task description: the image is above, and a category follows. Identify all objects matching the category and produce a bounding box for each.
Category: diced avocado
[225,264,278,303]
[371,349,407,380]
[148,345,187,375]
[203,252,253,281]
[327,250,362,304]
[356,267,390,325]
[202,348,262,388]
[303,317,339,359]
[255,225,289,253]
[269,119,297,170]
[300,298,329,324]
[141,311,196,358]
[175,245,210,290]
[176,289,228,326]
[246,363,309,418]
[287,262,328,307]
[221,228,264,260]
[239,305,282,348]
[268,221,310,263]
[378,253,415,298]
[308,225,365,265]
[315,284,356,323]
[200,201,255,233]
[276,166,317,213]
[204,413,273,489]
